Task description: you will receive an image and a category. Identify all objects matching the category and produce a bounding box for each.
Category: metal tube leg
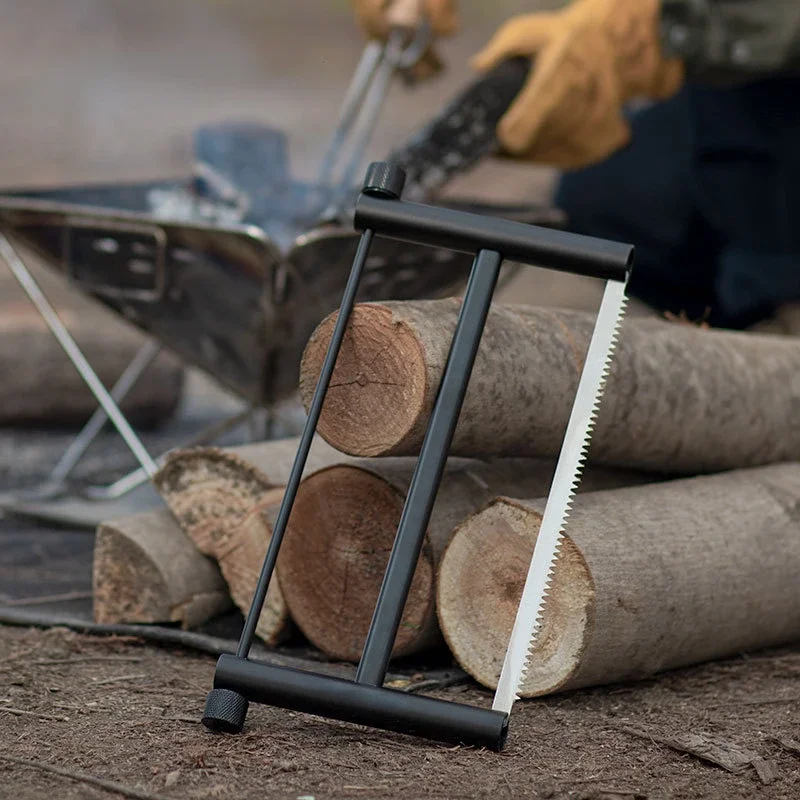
[234,229,375,659]
[84,407,258,501]
[355,248,503,686]
[335,47,398,194]
[49,339,162,485]
[317,41,385,186]
[0,231,158,479]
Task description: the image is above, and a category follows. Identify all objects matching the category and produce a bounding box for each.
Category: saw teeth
[493,282,628,713]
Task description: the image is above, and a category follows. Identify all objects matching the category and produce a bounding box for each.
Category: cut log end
[278,464,437,661]
[154,448,276,555]
[93,510,231,629]
[299,305,428,457]
[93,524,171,625]
[437,499,593,697]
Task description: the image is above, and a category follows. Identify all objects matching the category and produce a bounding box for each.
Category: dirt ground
[1,626,799,800]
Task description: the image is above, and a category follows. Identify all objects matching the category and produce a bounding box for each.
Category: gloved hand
[350,0,459,82]
[472,0,685,169]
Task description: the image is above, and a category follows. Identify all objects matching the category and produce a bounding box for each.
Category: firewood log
[276,458,649,661]
[437,464,800,697]
[153,437,347,643]
[0,302,183,428]
[93,508,230,628]
[299,301,800,472]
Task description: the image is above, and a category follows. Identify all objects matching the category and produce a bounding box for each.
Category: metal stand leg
[246,406,271,443]
[0,234,278,510]
[82,406,257,501]
[48,340,162,487]
[0,231,158,479]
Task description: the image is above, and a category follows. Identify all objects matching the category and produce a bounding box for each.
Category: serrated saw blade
[493,278,628,714]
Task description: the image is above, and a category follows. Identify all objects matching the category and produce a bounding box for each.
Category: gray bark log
[437,464,800,696]
[299,301,800,472]
[93,508,230,628]
[0,301,183,427]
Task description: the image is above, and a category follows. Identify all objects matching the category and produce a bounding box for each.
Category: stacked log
[93,509,230,628]
[91,295,800,697]
[152,437,346,643]
[437,464,800,696]
[0,302,183,427]
[299,301,800,472]
[276,458,650,661]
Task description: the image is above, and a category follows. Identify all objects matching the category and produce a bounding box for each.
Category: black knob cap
[362,162,406,199]
[202,688,249,734]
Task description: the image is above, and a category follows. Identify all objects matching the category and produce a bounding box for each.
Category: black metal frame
[201,162,633,751]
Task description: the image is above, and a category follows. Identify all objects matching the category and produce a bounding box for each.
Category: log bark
[276,458,649,662]
[299,300,800,472]
[437,463,800,697]
[153,436,347,644]
[93,508,231,628]
[0,301,184,427]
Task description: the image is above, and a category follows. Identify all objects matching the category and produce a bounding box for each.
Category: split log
[93,508,231,628]
[0,302,183,427]
[299,301,800,473]
[437,463,800,697]
[153,436,345,551]
[276,458,649,661]
[153,436,347,644]
[206,487,289,643]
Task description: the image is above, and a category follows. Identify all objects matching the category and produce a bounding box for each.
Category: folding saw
[199,0,632,751]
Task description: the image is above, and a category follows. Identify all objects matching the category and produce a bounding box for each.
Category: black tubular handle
[354,188,633,282]
[214,655,509,751]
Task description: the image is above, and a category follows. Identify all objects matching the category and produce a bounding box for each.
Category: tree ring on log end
[437,499,594,697]
[278,465,436,661]
[299,305,427,457]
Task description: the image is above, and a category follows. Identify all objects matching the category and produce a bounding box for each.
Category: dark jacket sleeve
[660,0,800,79]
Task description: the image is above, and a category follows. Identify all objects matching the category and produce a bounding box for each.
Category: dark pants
[555,77,800,329]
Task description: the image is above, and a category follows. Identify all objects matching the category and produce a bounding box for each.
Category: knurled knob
[362,162,406,199]
[201,688,249,734]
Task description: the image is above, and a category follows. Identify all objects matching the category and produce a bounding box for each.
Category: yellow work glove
[350,0,459,82]
[472,0,684,169]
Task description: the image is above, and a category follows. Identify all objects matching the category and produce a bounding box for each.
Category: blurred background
[0,0,607,492]
[0,0,600,309]
[1,0,557,187]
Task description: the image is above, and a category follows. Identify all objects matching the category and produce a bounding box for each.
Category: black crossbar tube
[214,654,509,750]
[355,248,502,687]
[354,192,633,282]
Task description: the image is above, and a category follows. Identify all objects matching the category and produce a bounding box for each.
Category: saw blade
[493,278,628,714]
[387,57,531,201]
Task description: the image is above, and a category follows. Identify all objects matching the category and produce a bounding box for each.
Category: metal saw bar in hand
[493,277,628,714]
